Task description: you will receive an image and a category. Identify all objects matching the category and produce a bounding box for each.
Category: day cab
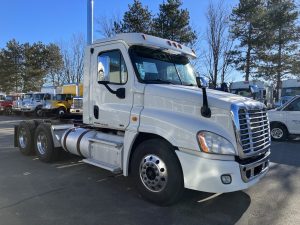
[43,93,73,116]
[15,33,271,205]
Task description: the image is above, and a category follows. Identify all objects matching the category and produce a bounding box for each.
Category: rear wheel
[34,123,58,162]
[18,121,36,155]
[131,139,184,206]
[270,124,288,141]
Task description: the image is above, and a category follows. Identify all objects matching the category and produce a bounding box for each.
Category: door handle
[94,105,99,119]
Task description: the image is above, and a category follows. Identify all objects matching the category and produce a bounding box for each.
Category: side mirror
[250,84,259,94]
[195,76,208,88]
[98,56,110,83]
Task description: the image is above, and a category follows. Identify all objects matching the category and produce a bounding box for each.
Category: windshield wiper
[144,79,173,84]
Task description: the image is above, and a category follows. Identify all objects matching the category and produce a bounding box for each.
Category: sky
[0,0,240,79]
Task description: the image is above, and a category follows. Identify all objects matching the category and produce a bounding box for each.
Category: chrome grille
[73,98,83,109]
[238,108,270,156]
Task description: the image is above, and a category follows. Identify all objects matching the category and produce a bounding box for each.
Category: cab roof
[92,33,196,58]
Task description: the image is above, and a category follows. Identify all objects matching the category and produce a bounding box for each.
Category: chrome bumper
[240,151,270,182]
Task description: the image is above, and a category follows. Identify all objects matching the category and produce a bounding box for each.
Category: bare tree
[96,15,120,38]
[59,33,85,85]
[204,0,232,87]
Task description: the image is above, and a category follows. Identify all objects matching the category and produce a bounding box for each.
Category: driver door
[91,43,133,130]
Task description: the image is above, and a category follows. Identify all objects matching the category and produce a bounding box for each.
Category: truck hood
[144,84,264,111]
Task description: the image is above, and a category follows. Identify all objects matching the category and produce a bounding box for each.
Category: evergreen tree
[152,0,196,45]
[0,39,23,93]
[229,0,266,81]
[258,0,300,100]
[114,0,152,34]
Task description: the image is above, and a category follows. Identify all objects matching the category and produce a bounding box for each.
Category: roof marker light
[142,34,146,40]
[167,40,172,46]
[172,42,177,47]
[178,44,182,49]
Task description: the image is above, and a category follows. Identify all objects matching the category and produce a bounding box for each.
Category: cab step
[82,158,122,173]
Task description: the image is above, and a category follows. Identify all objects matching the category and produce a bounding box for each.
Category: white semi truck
[14,1,270,205]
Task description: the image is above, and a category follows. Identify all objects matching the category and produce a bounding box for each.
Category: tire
[57,107,66,117]
[131,139,184,206]
[270,124,288,141]
[17,121,36,155]
[34,123,58,162]
[5,107,12,115]
[35,107,43,117]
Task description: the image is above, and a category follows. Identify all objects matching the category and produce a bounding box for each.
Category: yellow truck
[42,84,83,116]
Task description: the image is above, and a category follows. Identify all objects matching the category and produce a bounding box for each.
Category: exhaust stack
[87,0,94,45]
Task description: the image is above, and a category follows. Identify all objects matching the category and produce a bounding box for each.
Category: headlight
[197,131,236,155]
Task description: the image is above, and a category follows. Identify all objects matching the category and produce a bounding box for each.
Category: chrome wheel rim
[37,132,47,155]
[36,109,43,117]
[58,109,65,115]
[271,128,283,139]
[18,127,27,148]
[139,154,168,192]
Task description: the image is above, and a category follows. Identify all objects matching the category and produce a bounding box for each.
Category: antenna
[87,0,94,45]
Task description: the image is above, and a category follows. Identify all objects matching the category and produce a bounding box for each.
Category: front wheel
[270,124,288,141]
[57,107,66,117]
[131,139,184,206]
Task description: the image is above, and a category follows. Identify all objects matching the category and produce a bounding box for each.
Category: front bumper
[176,150,269,193]
[21,106,35,112]
[12,107,22,112]
[70,108,83,114]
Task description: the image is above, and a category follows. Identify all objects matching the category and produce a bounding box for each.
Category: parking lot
[0,115,299,225]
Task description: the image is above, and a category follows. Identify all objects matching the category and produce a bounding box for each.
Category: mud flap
[14,125,19,147]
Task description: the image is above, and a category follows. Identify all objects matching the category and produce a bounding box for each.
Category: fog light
[221,174,232,184]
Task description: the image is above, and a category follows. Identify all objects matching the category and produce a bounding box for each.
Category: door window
[286,98,300,111]
[97,50,128,84]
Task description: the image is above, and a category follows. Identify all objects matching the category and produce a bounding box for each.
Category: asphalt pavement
[0,115,299,225]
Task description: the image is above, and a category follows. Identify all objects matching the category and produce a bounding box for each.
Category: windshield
[34,94,44,100]
[5,96,13,101]
[24,94,33,99]
[54,94,65,101]
[281,87,300,96]
[230,88,252,97]
[129,46,197,86]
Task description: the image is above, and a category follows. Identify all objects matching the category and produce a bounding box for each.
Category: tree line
[1,0,299,100]
[0,34,85,93]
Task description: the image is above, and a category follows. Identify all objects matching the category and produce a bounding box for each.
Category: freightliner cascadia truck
[14,0,271,205]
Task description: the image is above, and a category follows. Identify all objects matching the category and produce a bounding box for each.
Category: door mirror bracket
[98,81,125,99]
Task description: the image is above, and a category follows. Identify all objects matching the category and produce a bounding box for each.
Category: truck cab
[21,92,52,117]
[43,93,73,116]
[0,95,18,115]
[15,33,271,205]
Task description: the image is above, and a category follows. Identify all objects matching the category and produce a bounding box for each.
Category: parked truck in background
[13,0,271,205]
[42,84,82,116]
[277,79,300,106]
[0,95,18,115]
[21,92,52,117]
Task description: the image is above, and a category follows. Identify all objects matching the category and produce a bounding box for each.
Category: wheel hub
[37,132,47,155]
[271,128,283,139]
[139,154,168,192]
[18,127,27,148]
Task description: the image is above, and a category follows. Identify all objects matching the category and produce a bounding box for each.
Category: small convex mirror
[98,55,110,83]
[196,74,208,88]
